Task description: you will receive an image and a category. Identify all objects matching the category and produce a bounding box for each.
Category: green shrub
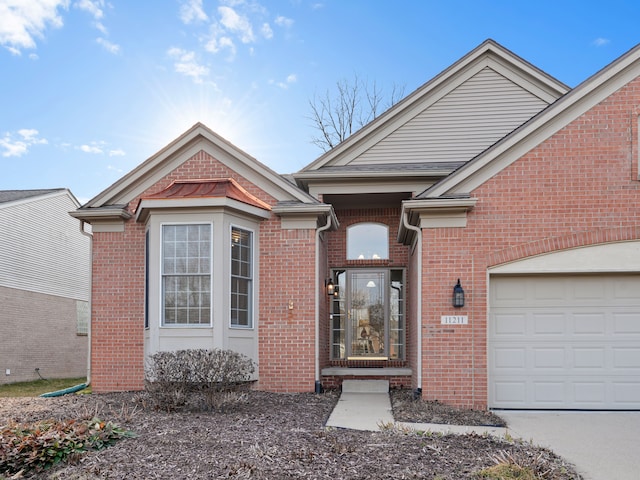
[0,417,134,476]
[145,349,256,411]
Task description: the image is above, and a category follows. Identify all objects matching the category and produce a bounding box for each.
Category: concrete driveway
[499,411,640,480]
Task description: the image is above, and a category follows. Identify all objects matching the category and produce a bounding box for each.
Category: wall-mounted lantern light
[452,279,465,308]
[326,278,335,296]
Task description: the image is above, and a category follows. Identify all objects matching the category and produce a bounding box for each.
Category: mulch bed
[0,390,582,479]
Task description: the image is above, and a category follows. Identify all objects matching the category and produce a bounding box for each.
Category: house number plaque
[441,315,468,325]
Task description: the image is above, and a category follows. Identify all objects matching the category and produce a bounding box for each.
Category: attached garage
[489,274,640,409]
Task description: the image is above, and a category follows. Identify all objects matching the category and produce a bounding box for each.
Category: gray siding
[0,191,90,301]
[353,67,550,165]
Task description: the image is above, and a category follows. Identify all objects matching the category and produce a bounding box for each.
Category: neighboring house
[72,39,640,410]
[1,189,90,384]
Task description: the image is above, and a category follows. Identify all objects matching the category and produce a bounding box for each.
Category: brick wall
[420,76,640,408]
[90,150,319,393]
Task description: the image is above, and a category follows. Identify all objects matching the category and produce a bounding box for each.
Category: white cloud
[204,24,236,56]
[180,0,208,24]
[96,37,120,54]
[261,22,273,39]
[168,47,210,83]
[79,144,103,154]
[0,128,48,157]
[108,148,125,156]
[218,6,254,43]
[274,15,293,28]
[74,0,104,20]
[273,73,297,89]
[107,164,123,173]
[593,37,610,47]
[0,0,69,54]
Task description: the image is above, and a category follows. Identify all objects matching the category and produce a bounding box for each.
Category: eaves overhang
[272,201,339,231]
[398,196,477,244]
[135,197,272,223]
[69,205,132,223]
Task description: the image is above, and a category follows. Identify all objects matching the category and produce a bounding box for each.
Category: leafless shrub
[144,349,255,412]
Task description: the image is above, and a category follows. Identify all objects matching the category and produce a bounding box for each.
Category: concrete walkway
[325,380,507,436]
[500,410,640,480]
[326,382,640,480]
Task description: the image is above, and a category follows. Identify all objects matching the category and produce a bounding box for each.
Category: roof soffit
[297,39,568,174]
[422,42,640,198]
[84,123,315,209]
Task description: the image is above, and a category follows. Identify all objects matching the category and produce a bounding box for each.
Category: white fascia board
[427,44,640,197]
[86,124,314,209]
[69,206,132,221]
[397,197,477,242]
[136,197,271,223]
[308,180,436,198]
[272,203,338,230]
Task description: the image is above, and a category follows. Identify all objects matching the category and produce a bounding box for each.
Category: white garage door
[489,275,640,409]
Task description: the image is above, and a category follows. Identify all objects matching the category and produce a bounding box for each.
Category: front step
[341,379,389,393]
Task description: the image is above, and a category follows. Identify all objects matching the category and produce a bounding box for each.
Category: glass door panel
[349,271,387,358]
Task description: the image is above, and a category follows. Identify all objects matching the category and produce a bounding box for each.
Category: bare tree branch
[308,74,405,152]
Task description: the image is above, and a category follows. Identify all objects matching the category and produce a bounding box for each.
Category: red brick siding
[91,150,318,393]
[91,228,146,392]
[421,76,640,408]
[257,226,317,392]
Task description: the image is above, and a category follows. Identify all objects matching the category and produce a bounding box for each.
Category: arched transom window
[346,223,389,260]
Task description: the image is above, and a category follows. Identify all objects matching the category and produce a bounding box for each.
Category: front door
[330,269,404,360]
[349,270,387,358]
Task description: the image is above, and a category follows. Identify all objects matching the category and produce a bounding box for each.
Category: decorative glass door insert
[330,269,404,360]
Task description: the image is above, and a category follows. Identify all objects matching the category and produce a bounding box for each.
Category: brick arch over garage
[486,225,640,268]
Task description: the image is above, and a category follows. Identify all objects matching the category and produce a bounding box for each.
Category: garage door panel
[490,275,640,409]
[613,382,640,403]
[492,313,526,336]
[493,347,526,370]
[614,313,640,334]
[533,348,565,368]
[533,313,566,334]
[613,347,640,369]
[573,347,605,369]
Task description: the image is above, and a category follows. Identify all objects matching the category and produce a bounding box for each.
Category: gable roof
[421,41,640,198]
[0,189,68,206]
[297,39,568,180]
[83,123,317,209]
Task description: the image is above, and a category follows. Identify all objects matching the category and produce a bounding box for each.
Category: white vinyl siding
[0,191,90,301]
[489,275,640,409]
[353,67,549,165]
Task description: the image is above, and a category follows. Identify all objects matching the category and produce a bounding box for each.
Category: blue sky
[1,0,640,203]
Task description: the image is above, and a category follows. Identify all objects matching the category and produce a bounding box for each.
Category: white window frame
[229,224,255,329]
[160,222,213,327]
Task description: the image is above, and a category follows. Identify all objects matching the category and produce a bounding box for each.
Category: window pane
[231,227,252,327]
[162,224,212,325]
[347,223,389,260]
